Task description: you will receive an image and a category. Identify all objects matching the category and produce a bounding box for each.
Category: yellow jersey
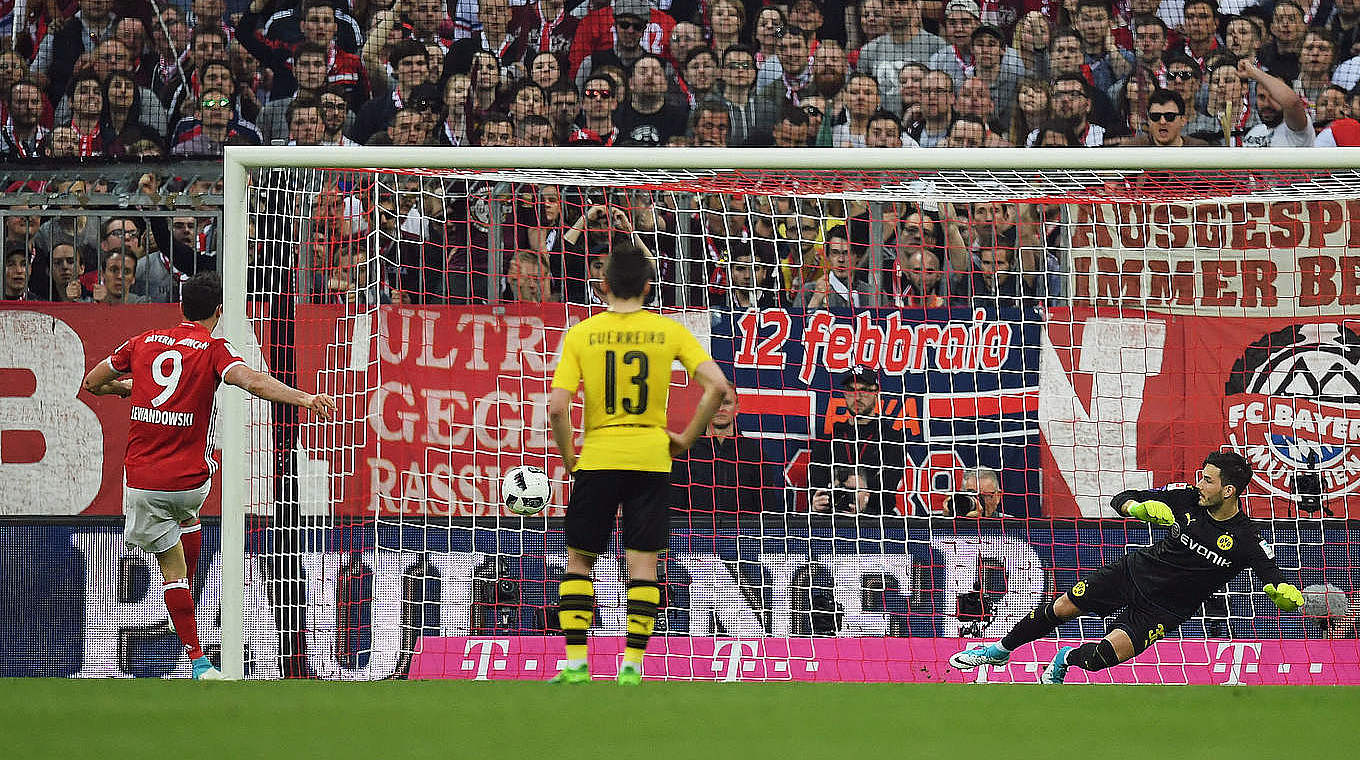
[551,310,711,472]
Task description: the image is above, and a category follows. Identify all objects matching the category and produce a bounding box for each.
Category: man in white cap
[928,0,1027,87]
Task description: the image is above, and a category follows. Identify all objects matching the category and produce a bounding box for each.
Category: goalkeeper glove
[1264,583,1304,612]
[1127,500,1176,526]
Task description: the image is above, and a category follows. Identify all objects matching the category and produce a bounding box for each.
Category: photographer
[948,467,1007,518]
[808,366,908,515]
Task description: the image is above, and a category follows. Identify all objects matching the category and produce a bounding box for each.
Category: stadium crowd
[0,0,1353,158]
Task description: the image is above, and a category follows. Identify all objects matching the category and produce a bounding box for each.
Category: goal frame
[219,145,1358,681]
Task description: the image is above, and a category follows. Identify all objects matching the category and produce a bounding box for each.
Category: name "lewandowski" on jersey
[130,406,195,426]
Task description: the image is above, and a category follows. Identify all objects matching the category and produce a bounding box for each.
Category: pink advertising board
[409,636,1360,685]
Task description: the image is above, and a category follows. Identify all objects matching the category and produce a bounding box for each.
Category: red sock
[163,580,204,660]
[181,524,202,591]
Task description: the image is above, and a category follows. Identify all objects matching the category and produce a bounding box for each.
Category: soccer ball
[502,465,550,515]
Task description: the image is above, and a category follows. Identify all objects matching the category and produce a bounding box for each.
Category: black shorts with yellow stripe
[565,469,671,555]
[1068,556,1189,655]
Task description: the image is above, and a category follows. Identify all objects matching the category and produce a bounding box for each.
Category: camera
[833,489,857,512]
[947,491,981,517]
[1292,452,1332,516]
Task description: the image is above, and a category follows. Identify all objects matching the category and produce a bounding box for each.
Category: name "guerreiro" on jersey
[130,406,195,426]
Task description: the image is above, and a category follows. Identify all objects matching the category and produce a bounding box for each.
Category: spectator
[1031,117,1081,145]
[670,22,706,69]
[238,0,369,109]
[172,89,261,155]
[317,85,358,146]
[1179,0,1222,71]
[890,247,952,308]
[91,250,149,304]
[256,43,332,143]
[1325,0,1360,62]
[834,72,882,146]
[522,0,578,60]
[858,0,945,110]
[1,80,48,158]
[1260,1,1306,82]
[767,105,814,146]
[285,96,326,146]
[3,246,39,301]
[866,107,918,146]
[160,25,230,124]
[955,75,996,125]
[897,61,928,121]
[691,100,732,146]
[103,70,163,154]
[473,111,515,147]
[36,242,86,301]
[802,95,832,144]
[758,26,817,109]
[961,226,1046,312]
[1295,30,1338,109]
[3,203,42,253]
[714,245,784,310]
[30,0,118,104]
[65,70,113,157]
[254,0,364,53]
[1315,85,1351,131]
[679,48,721,107]
[502,250,558,302]
[966,24,1024,126]
[808,39,850,103]
[716,44,763,144]
[953,467,1006,517]
[568,0,675,80]
[1124,88,1210,145]
[1110,67,1155,137]
[945,114,988,146]
[576,0,660,89]
[1240,57,1315,146]
[1163,53,1218,136]
[1009,77,1050,144]
[570,74,622,145]
[468,51,503,115]
[1011,11,1051,76]
[443,0,529,76]
[753,6,788,66]
[516,115,555,146]
[113,18,157,89]
[1071,0,1130,92]
[1116,15,1169,94]
[55,38,168,136]
[908,69,954,146]
[351,41,437,144]
[529,52,566,92]
[672,391,785,519]
[808,365,908,515]
[1028,75,1106,146]
[1201,60,1258,145]
[168,59,245,137]
[1225,14,1265,63]
[795,226,874,308]
[0,50,28,101]
[854,0,891,53]
[708,0,746,56]
[547,82,581,143]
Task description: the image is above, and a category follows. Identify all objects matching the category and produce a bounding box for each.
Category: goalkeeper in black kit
[950,450,1305,683]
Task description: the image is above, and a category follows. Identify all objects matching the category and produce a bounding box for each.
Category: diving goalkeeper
[950,450,1304,683]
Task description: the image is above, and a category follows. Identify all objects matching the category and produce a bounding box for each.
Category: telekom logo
[1214,642,1262,686]
[462,639,510,680]
[711,640,761,681]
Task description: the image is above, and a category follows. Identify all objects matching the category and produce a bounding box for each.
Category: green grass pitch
[3,679,1357,759]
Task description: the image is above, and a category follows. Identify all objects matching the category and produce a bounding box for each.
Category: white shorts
[123,478,211,554]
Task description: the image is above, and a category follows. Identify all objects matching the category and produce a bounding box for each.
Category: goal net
[221,147,1360,684]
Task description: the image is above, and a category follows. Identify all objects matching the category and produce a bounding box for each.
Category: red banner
[0,304,222,516]
[1042,309,1360,518]
[295,305,706,517]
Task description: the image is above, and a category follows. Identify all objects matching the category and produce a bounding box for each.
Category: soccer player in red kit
[82,272,336,680]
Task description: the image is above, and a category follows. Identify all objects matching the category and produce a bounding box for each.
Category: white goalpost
[219,146,1360,684]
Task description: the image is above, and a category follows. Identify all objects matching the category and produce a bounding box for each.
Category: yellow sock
[558,574,594,664]
[624,581,661,666]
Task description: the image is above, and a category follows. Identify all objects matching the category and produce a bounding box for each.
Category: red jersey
[107,322,247,491]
